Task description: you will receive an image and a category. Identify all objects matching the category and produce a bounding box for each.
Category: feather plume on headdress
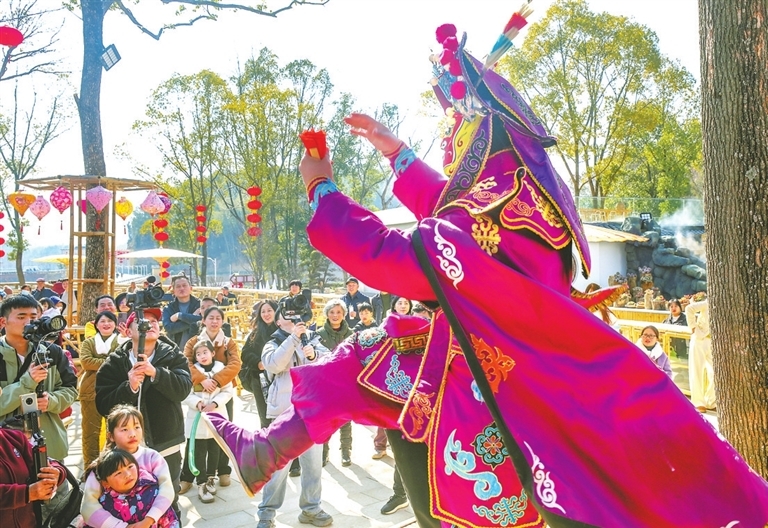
[483,1,535,71]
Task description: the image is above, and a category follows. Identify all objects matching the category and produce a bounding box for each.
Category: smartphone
[117,312,129,326]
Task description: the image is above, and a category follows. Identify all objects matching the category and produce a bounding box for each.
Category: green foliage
[499,0,701,206]
[133,48,399,286]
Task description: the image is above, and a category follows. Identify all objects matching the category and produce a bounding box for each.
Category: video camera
[279,289,313,324]
[125,275,165,310]
[22,315,67,341]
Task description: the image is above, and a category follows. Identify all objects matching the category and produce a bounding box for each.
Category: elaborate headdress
[429,6,591,277]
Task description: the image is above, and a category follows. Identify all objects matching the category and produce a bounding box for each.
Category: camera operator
[94,307,192,519]
[256,308,332,527]
[0,295,78,461]
[0,388,67,528]
[162,275,202,349]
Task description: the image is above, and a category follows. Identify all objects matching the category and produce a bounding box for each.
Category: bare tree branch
[160,0,329,18]
[0,0,66,82]
[113,0,215,40]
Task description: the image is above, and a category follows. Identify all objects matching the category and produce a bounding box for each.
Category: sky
[3,0,700,251]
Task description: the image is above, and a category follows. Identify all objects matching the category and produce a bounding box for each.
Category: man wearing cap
[32,278,55,301]
[340,278,369,328]
[95,306,192,517]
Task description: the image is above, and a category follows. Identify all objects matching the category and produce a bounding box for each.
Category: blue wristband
[393,147,417,176]
[310,179,339,211]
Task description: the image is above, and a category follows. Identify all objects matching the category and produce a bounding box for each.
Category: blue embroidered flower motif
[444,429,502,500]
[471,422,509,469]
[361,352,376,366]
[472,489,528,526]
[357,327,387,348]
[385,353,414,398]
[310,179,339,211]
[471,380,484,402]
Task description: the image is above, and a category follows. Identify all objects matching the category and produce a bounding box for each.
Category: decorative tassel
[38,225,40,235]
[60,220,63,230]
[483,1,534,70]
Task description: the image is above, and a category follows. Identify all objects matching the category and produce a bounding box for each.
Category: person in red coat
[0,425,66,528]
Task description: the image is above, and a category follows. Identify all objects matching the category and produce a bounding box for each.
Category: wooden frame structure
[22,175,156,324]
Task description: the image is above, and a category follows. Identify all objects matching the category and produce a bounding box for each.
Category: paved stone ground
[64,393,418,527]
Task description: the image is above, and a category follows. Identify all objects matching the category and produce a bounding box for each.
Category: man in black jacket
[162,275,202,349]
[95,307,192,517]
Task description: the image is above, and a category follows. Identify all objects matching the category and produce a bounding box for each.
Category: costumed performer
[205,18,768,528]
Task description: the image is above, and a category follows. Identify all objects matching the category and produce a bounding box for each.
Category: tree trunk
[699,0,768,477]
[78,0,108,323]
[12,209,24,285]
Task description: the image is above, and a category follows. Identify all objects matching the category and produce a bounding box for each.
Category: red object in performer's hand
[300,129,328,159]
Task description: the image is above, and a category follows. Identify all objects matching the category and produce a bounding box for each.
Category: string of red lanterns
[246,186,262,238]
[0,211,6,258]
[195,205,207,244]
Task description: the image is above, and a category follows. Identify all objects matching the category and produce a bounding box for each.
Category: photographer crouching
[0,386,68,528]
[0,295,78,462]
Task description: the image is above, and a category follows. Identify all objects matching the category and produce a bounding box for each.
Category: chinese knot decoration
[29,195,51,235]
[50,186,73,230]
[195,205,207,244]
[0,210,6,258]
[115,197,134,233]
[246,186,262,238]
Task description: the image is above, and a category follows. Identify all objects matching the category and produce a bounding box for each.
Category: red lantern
[195,215,206,223]
[160,270,170,278]
[0,27,24,47]
[247,186,262,197]
[247,213,262,223]
[247,199,262,210]
[0,250,5,258]
[247,226,262,237]
[196,235,208,243]
[154,218,168,229]
[154,232,169,242]
[0,237,5,244]
[195,205,207,212]
[195,225,206,233]
[161,261,170,269]
[0,225,4,232]
[0,212,5,219]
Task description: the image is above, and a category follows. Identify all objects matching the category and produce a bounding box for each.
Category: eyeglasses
[641,333,657,338]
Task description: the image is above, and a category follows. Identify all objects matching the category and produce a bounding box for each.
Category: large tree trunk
[78,0,108,323]
[699,0,768,477]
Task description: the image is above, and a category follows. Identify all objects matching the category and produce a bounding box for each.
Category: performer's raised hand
[344,113,403,155]
[299,153,333,188]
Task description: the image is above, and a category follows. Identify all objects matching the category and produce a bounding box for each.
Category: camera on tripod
[279,289,313,324]
[0,394,48,476]
[125,275,165,310]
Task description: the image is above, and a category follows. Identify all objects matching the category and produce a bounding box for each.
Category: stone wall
[622,217,707,299]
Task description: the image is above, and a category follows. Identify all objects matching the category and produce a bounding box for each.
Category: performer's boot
[203,406,314,497]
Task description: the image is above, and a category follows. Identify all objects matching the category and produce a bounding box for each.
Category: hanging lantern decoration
[158,192,172,215]
[195,204,207,244]
[160,260,171,279]
[153,217,169,247]
[49,186,73,230]
[140,191,165,216]
[8,192,35,232]
[29,195,51,235]
[0,210,5,258]
[115,197,134,234]
[86,185,112,230]
[246,186,263,238]
[0,26,24,47]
